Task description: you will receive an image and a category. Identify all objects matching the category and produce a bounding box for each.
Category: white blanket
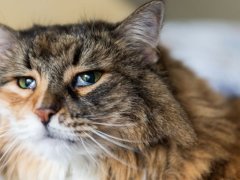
[161,21,240,96]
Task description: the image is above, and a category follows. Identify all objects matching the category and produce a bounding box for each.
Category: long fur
[0,1,240,179]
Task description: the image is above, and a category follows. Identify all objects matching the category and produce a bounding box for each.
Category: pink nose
[35,108,56,124]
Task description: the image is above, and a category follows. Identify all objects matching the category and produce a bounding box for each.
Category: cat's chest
[44,158,100,180]
[0,156,100,180]
[66,159,99,180]
[66,170,98,180]
[66,172,98,180]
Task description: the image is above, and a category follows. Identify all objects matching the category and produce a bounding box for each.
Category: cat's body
[0,1,240,179]
[102,49,240,179]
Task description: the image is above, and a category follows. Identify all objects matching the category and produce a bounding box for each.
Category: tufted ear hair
[0,24,18,59]
[115,0,165,64]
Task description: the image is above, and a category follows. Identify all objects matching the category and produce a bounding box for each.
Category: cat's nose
[35,108,56,125]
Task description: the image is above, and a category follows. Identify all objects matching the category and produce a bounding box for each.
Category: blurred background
[137,0,240,21]
[0,0,239,28]
[0,0,239,96]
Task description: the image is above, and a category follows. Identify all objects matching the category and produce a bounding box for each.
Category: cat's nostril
[35,108,56,125]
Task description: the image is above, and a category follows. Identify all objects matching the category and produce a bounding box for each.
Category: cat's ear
[0,24,18,58]
[115,0,165,63]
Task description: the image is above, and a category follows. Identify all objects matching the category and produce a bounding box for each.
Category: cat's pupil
[81,73,94,83]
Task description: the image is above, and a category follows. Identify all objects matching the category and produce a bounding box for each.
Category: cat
[0,0,240,179]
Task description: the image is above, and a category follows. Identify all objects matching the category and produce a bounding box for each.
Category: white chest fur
[0,155,100,180]
[66,159,99,180]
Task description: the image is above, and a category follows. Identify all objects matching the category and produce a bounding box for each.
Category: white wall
[0,0,135,29]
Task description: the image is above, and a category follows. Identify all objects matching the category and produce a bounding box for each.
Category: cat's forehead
[16,24,117,86]
[32,31,80,58]
[25,32,80,81]
[23,24,115,65]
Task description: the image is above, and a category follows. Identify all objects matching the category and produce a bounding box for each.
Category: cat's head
[0,0,195,162]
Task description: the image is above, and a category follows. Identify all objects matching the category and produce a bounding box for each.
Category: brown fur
[100,48,240,179]
[0,1,240,179]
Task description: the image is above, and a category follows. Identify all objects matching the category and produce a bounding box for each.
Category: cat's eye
[73,71,102,88]
[17,77,37,89]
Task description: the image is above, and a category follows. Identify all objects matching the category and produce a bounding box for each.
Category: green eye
[74,71,102,87]
[17,77,36,89]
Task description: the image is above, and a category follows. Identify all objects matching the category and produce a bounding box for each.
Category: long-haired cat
[0,1,240,179]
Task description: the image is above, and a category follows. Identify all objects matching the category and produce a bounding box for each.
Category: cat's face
[0,25,136,160]
[0,1,195,162]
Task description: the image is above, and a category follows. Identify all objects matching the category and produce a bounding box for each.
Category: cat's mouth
[44,126,78,144]
[46,133,76,144]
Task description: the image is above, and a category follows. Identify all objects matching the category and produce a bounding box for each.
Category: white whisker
[0,126,10,135]
[94,129,141,143]
[79,136,109,177]
[90,130,136,151]
[80,137,98,163]
[62,142,74,160]
[83,113,115,118]
[0,137,18,171]
[85,133,137,169]
[89,122,136,127]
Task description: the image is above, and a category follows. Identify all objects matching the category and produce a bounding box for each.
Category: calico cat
[0,0,240,179]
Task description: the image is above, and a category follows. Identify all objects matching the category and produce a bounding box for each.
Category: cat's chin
[28,121,98,162]
[26,133,97,163]
[44,116,81,144]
